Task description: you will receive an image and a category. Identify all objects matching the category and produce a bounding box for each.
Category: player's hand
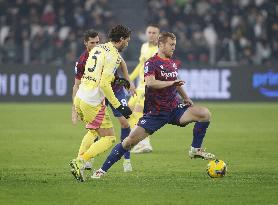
[129,81,137,96]
[172,80,185,87]
[116,105,132,119]
[183,97,194,107]
[71,106,78,125]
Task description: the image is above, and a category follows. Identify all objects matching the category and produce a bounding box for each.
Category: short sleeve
[144,60,156,77]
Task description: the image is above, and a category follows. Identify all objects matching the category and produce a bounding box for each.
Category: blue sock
[101,143,127,172]
[191,121,210,148]
[121,127,131,159]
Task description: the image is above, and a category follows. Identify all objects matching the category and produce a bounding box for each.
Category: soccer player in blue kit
[92,32,216,178]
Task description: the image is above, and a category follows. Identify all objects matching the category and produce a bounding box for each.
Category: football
[207,159,227,178]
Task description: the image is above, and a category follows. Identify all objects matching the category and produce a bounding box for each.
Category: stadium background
[1,0,277,102]
[0,1,277,205]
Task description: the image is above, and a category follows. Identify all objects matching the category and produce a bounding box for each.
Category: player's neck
[111,41,121,50]
[149,42,158,46]
[157,52,169,60]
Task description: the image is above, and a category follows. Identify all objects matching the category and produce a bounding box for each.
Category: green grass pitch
[0,103,278,205]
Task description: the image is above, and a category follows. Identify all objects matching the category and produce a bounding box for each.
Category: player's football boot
[123,159,133,172]
[188,146,215,160]
[131,142,153,154]
[69,159,85,182]
[91,169,106,179]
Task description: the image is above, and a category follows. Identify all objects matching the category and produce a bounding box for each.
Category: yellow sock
[82,136,116,161]
[78,130,98,157]
[128,111,143,128]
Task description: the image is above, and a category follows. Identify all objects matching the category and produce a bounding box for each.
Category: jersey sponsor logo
[160,70,178,79]
[82,75,97,82]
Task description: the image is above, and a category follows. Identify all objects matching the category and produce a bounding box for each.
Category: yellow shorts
[74,97,113,129]
[128,88,145,108]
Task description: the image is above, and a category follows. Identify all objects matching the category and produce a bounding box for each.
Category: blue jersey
[144,54,180,114]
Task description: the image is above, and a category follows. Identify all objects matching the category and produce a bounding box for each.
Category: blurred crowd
[0,0,277,66]
[0,0,115,64]
[148,0,278,66]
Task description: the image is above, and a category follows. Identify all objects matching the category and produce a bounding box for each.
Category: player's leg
[127,92,139,127]
[92,126,149,178]
[130,89,153,153]
[77,130,98,170]
[178,105,215,160]
[92,113,167,178]
[109,88,132,172]
[70,100,116,181]
[131,94,153,154]
[117,116,132,172]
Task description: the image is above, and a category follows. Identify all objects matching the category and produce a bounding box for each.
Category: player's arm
[72,59,85,124]
[100,73,132,118]
[129,46,145,81]
[176,86,194,106]
[71,78,80,124]
[119,57,136,96]
[99,56,132,118]
[129,61,142,81]
[145,75,184,89]
[72,78,81,102]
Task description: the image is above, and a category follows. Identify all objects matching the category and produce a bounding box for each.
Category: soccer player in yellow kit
[70,25,132,182]
[71,29,135,172]
[129,24,160,153]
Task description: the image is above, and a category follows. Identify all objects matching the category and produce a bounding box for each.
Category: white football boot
[91,169,106,179]
[131,138,153,154]
[123,159,132,172]
[189,146,215,160]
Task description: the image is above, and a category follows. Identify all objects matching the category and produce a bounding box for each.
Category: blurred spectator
[0,0,277,66]
[0,0,116,65]
[147,0,278,66]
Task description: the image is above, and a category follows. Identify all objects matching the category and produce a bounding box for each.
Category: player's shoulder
[146,54,159,63]
[77,49,89,61]
[93,42,111,53]
[144,55,158,69]
[141,42,150,51]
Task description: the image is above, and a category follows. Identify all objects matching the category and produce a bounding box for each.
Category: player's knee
[122,137,132,150]
[107,136,116,144]
[200,107,211,121]
[118,118,130,128]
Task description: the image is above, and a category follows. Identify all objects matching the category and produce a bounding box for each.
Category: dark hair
[108,25,131,42]
[158,32,176,45]
[84,29,98,42]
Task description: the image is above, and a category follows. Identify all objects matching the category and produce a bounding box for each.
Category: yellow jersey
[130,42,158,91]
[76,42,122,108]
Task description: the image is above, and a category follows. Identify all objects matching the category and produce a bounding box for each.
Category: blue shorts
[106,87,128,117]
[137,104,190,135]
